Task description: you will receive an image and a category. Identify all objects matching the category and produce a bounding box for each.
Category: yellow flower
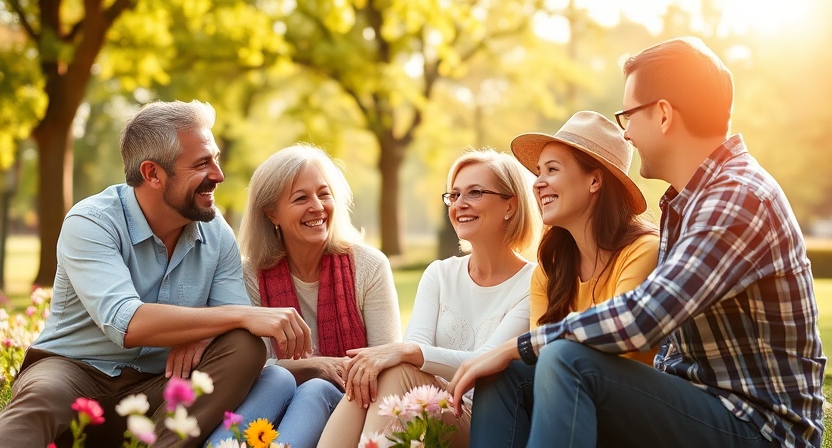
[244,418,278,448]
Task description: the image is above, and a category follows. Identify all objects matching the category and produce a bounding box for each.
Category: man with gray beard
[0,100,311,448]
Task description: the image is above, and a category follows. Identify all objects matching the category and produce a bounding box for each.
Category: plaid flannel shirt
[527,135,826,447]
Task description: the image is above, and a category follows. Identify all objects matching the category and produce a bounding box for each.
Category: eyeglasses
[614,100,660,130]
[441,189,513,207]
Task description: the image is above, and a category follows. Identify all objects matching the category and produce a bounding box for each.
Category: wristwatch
[517,332,538,365]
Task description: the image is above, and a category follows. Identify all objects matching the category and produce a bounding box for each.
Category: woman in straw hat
[318,148,542,448]
[451,111,659,448]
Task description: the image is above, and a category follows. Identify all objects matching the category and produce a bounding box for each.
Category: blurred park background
[2,0,832,441]
[4,0,832,329]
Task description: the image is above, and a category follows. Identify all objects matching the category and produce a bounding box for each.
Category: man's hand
[166,337,213,378]
[448,338,521,416]
[246,307,312,360]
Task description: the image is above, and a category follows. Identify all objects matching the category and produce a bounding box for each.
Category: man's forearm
[124,303,248,348]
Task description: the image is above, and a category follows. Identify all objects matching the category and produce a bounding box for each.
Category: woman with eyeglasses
[317,148,542,448]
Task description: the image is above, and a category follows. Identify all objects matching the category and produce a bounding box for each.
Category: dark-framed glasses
[442,189,513,207]
[614,100,660,130]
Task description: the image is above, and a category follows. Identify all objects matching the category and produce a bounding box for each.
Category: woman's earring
[504,215,509,220]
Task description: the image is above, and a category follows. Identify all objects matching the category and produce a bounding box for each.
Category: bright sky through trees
[533,0,816,42]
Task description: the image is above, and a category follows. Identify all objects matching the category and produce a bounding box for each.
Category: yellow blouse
[529,233,660,364]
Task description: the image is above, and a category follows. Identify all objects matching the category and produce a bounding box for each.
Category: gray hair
[120,100,216,186]
[447,148,542,254]
[239,144,362,270]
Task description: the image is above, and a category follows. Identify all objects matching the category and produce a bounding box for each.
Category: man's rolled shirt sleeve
[56,212,145,348]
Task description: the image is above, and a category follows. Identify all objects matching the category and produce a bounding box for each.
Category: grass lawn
[2,234,39,309]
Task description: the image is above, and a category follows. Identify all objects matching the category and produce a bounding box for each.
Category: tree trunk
[32,120,73,286]
[437,215,460,260]
[378,134,404,256]
[26,0,135,286]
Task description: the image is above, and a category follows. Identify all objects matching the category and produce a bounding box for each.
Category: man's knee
[206,329,266,371]
[0,359,87,442]
[12,357,87,404]
[537,339,598,370]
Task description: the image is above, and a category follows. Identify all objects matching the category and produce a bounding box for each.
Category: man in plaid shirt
[450,37,825,448]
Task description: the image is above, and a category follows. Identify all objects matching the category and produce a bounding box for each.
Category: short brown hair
[623,37,733,137]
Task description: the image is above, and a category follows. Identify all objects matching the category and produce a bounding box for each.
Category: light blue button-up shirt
[33,184,250,376]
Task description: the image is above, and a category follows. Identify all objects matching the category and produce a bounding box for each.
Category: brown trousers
[0,329,265,448]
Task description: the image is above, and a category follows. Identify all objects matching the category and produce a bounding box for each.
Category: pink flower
[31,290,45,305]
[47,443,57,448]
[25,306,36,317]
[377,394,407,418]
[163,377,196,411]
[402,384,453,418]
[71,397,105,425]
[223,411,243,429]
[42,309,50,319]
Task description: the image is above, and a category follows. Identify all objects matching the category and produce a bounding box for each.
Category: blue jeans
[276,377,343,448]
[470,360,535,447]
[474,340,776,448]
[204,365,343,448]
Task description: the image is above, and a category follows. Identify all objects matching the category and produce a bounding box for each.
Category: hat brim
[510,133,648,214]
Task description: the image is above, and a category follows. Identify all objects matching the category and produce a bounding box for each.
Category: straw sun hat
[510,110,647,214]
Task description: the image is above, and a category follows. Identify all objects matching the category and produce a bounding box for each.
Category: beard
[163,177,218,222]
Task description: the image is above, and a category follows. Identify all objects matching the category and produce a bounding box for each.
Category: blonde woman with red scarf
[318,148,542,448]
[203,145,400,448]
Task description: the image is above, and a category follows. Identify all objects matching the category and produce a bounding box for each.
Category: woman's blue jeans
[204,365,343,448]
[472,340,775,448]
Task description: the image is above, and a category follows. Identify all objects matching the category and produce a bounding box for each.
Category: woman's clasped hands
[342,342,416,408]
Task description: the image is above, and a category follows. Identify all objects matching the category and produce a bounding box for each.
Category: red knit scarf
[258,252,367,357]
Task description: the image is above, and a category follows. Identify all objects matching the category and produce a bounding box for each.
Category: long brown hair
[537,148,656,326]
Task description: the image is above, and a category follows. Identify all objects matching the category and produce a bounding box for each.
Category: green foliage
[0,43,46,170]
[0,380,9,409]
[389,412,456,448]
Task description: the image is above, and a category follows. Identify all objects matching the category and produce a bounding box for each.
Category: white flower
[358,431,393,448]
[116,393,150,416]
[127,414,157,444]
[215,438,247,448]
[164,404,200,439]
[190,370,214,395]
